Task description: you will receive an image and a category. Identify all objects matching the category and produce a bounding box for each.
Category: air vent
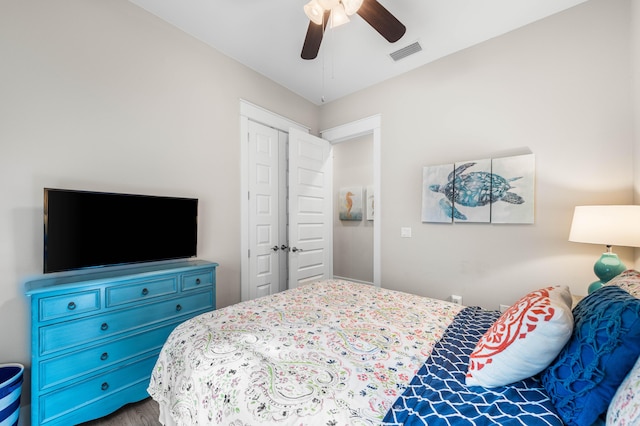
[390,41,422,62]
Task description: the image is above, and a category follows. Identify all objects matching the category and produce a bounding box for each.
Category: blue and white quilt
[383,307,564,426]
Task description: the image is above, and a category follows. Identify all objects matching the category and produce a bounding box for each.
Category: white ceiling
[127,0,589,105]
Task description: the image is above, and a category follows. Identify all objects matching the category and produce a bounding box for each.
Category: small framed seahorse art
[339,186,363,221]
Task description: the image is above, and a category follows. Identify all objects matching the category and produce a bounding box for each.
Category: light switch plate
[400,227,412,238]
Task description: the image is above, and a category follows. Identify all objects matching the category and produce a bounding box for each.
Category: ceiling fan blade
[357,0,406,43]
[301,10,330,60]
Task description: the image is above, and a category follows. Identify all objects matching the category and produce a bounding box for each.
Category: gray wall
[0,1,319,416]
[634,0,640,210]
[321,0,637,308]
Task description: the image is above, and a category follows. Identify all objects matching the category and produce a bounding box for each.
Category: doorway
[321,115,381,287]
[333,134,374,283]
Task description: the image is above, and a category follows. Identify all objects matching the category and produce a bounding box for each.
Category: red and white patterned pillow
[466,285,574,388]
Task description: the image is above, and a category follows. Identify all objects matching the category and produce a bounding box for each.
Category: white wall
[633,0,640,265]
[634,0,640,206]
[0,0,319,414]
[321,0,636,309]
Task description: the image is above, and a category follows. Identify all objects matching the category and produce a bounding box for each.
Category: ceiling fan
[301,0,406,60]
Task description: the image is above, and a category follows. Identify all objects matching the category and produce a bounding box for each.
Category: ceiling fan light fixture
[304,0,325,25]
[318,0,340,10]
[301,0,406,61]
[341,0,363,15]
[329,5,350,28]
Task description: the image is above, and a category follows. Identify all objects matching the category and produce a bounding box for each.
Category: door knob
[291,247,303,252]
[271,245,279,252]
[280,244,289,251]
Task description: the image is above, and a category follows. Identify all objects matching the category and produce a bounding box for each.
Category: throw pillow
[465,285,573,388]
[607,355,640,425]
[541,286,640,426]
[605,269,640,298]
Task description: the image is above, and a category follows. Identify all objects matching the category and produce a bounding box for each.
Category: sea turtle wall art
[421,154,535,224]
[491,154,535,223]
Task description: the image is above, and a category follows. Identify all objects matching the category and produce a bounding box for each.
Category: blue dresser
[25,259,217,425]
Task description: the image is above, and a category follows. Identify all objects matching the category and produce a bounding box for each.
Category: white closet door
[247,120,284,299]
[288,128,333,288]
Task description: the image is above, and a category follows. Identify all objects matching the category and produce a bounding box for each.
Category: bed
[148,274,640,426]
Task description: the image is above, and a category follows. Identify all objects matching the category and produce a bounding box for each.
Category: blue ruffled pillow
[541,286,640,426]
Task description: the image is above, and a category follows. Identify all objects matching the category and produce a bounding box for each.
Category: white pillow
[605,269,640,298]
[466,285,574,388]
[607,355,640,425]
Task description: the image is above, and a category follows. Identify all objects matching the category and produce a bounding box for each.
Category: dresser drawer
[39,321,179,390]
[39,354,157,425]
[106,277,177,307]
[182,269,214,291]
[42,380,150,426]
[39,290,101,321]
[39,290,213,356]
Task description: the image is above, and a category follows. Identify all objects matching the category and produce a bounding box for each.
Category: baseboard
[333,275,374,286]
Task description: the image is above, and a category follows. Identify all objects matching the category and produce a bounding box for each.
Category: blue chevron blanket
[382,306,563,426]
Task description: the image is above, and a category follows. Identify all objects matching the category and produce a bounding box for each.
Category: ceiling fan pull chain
[321,16,326,103]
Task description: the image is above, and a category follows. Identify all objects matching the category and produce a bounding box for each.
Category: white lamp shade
[304,0,325,25]
[342,0,364,15]
[569,205,640,248]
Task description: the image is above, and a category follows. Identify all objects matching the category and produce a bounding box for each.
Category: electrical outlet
[450,295,463,305]
[400,227,412,238]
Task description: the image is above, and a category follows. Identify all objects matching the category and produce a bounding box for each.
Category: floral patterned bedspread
[147,279,462,425]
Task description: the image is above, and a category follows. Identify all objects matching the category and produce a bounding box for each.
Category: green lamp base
[588,252,626,294]
[588,280,605,294]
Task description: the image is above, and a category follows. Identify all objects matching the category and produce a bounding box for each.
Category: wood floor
[79,398,161,426]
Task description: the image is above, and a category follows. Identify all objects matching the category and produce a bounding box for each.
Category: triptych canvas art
[421,154,535,224]
[337,154,534,224]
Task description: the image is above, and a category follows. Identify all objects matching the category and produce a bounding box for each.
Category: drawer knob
[100,352,108,361]
[100,323,109,331]
[141,288,149,296]
[67,302,76,310]
[176,304,182,312]
[195,278,201,285]
[101,382,109,391]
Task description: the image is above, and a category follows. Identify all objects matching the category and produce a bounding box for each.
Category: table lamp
[569,205,640,293]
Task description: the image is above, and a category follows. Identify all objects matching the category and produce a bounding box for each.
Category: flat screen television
[44,188,198,274]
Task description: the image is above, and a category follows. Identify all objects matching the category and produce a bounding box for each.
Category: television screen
[44,188,198,273]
